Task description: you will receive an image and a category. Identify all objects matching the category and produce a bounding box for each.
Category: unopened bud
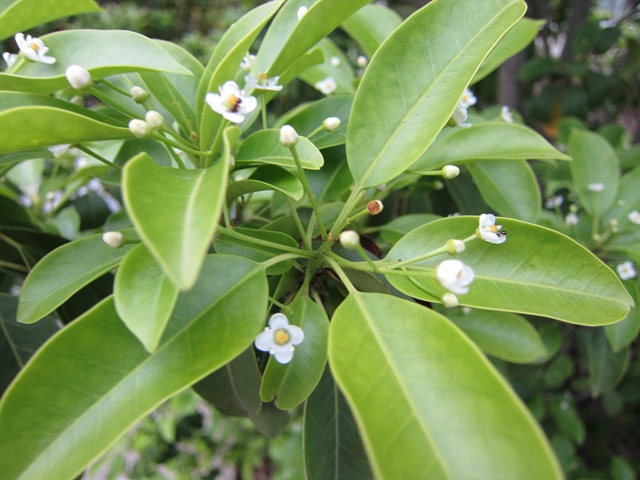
[433,180,444,190]
[130,86,149,103]
[442,293,459,308]
[339,230,360,250]
[323,117,341,131]
[280,125,299,147]
[128,119,152,139]
[356,55,368,68]
[442,165,460,179]
[102,231,124,248]
[145,110,164,130]
[65,65,93,90]
[446,239,465,255]
[367,200,383,215]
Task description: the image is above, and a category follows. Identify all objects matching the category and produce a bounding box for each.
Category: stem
[382,244,450,270]
[286,197,312,250]
[99,78,131,97]
[203,120,228,168]
[6,56,27,75]
[152,132,202,159]
[261,92,268,129]
[88,86,141,119]
[218,226,314,257]
[166,144,188,169]
[0,260,29,273]
[73,144,122,170]
[325,256,357,295]
[306,125,324,140]
[354,244,378,272]
[261,253,307,270]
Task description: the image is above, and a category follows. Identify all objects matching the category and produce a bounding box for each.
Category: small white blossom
[128,119,152,139]
[356,55,368,68]
[245,73,283,91]
[617,261,637,280]
[240,54,255,72]
[545,195,564,209]
[565,212,579,226]
[627,210,640,225]
[102,231,125,248]
[450,103,471,128]
[477,213,507,244]
[442,165,460,179]
[314,76,337,95]
[330,56,341,67]
[587,183,605,192]
[436,259,475,295]
[441,292,459,308]
[15,33,55,64]
[501,105,514,123]
[323,116,340,131]
[205,81,257,124]
[254,313,304,364]
[3,52,17,68]
[279,125,299,147]
[459,88,477,108]
[297,6,308,20]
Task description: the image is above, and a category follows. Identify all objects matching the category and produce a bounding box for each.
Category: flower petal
[268,313,290,330]
[273,346,295,364]
[288,325,304,345]
[254,329,274,352]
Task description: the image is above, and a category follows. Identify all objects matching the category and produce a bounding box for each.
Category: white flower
[477,213,507,244]
[15,33,55,64]
[145,110,164,130]
[128,119,152,139]
[436,259,475,295]
[587,183,605,192]
[240,54,255,72]
[314,76,337,95]
[205,81,257,124]
[339,230,360,249]
[65,65,92,90]
[501,105,514,123]
[617,261,637,280]
[3,52,17,68]
[254,313,304,364]
[279,125,299,147]
[356,55,368,68]
[545,195,564,209]
[442,165,460,179]
[565,212,579,226]
[459,88,477,108]
[628,210,640,225]
[441,292,459,308]
[102,231,125,248]
[323,117,340,131]
[245,73,283,91]
[450,103,471,128]
[297,6,308,20]
[330,56,341,67]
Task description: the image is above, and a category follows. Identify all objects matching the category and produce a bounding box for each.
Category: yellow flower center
[29,41,40,52]
[224,94,242,112]
[487,225,498,233]
[258,73,269,85]
[274,328,290,345]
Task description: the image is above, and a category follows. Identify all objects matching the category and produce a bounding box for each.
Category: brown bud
[367,200,383,215]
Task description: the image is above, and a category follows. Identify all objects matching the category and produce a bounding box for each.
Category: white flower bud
[339,230,360,250]
[130,86,149,103]
[446,239,465,255]
[441,293,459,308]
[323,117,341,131]
[297,6,308,20]
[280,125,299,147]
[128,119,152,139]
[65,65,93,90]
[330,56,341,67]
[102,231,124,248]
[356,55,368,68]
[145,110,164,130]
[442,165,460,179]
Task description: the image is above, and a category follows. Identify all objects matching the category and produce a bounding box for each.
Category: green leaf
[249,401,291,438]
[0,254,268,480]
[467,160,541,222]
[0,0,100,42]
[341,3,402,58]
[603,166,640,230]
[379,214,440,244]
[329,293,562,479]
[260,296,329,410]
[385,216,633,325]
[123,143,232,290]
[347,0,526,188]
[298,38,355,95]
[0,30,191,95]
[605,283,640,352]
[227,165,304,202]
[549,397,585,446]
[114,243,179,352]
[410,122,571,174]
[17,230,137,324]
[472,18,544,83]
[445,308,546,363]
[568,129,619,217]
[235,129,324,170]
[582,328,630,398]
[303,367,373,480]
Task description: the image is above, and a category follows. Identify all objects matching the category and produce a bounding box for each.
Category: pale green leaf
[226,166,304,202]
[605,282,640,352]
[341,3,402,58]
[236,129,324,170]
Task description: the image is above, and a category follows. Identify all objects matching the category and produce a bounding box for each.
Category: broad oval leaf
[114,243,179,352]
[346,0,526,188]
[385,216,633,325]
[236,129,324,170]
[582,329,630,398]
[605,282,640,352]
[341,3,402,58]
[410,122,571,173]
[602,165,640,230]
[329,292,563,479]
[0,30,191,94]
[227,165,303,202]
[0,254,268,480]
[17,230,137,324]
[123,147,231,290]
[379,213,440,244]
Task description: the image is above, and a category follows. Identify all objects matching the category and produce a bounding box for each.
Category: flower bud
[323,116,341,131]
[367,200,383,215]
[297,6,308,20]
[441,293,459,308]
[280,125,299,147]
[65,65,93,90]
[339,230,360,250]
[356,55,368,68]
[446,239,465,255]
[145,110,164,130]
[102,231,124,248]
[130,86,149,103]
[128,119,152,139]
[442,165,460,179]
[433,180,444,190]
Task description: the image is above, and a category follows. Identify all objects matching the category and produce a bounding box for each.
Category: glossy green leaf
[250,401,291,438]
[329,292,562,479]
[583,329,630,397]
[0,254,268,480]
[379,214,440,244]
[347,0,526,188]
[0,0,100,42]
[235,129,324,170]
[17,230,136,324]
[467,160,541,222]
[603,166,640,230]
[549,398,585,446]
[0,30,191,95]
[298,38,355,95]
[410,122,571,173]
[605,283,640,352]
[123,143,232,290]
[260,296,329,410]
[341,3,402,58]
[472,18,544,83]
[445,308,546,363]
[303,367,373,480]
[568,129,619,217]
[227,166,303,202]
[385,216,633,325]
[114,243,179,352]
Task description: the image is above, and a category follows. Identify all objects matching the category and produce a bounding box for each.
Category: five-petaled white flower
[587,183,605,192]
[245,73,283,91]
[436,259,475,295]
[628,210,640,225]
[15,33,56,64]
[254,313,304,364]
[477,213,507,244]
[565,212,579,226]
[206,81,257,124]
[459,88,477,108]
[617,261,637,280]
[545,195,564,209]
[314,76,337,95]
